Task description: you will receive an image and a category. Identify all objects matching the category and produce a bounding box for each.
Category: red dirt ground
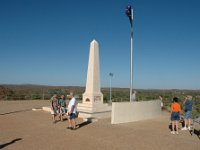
[0,100,199,150]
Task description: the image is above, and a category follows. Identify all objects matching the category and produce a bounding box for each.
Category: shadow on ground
[0,109,32,115]
[190,129,200,139]
[0,138,22,149]
[77,121,92,129]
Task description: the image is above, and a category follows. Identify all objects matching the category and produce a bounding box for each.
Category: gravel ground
[0,100,199,150]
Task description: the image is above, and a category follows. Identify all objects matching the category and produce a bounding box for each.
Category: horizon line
[1,83,200,90]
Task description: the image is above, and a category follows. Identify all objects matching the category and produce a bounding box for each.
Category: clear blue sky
[0,0,200,89]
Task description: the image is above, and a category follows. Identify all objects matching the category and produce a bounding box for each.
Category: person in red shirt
[170,97,181,134]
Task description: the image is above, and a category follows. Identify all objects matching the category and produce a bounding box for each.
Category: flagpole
[130,11,133,102]
[126,5,134,102]
[109,73,113,103]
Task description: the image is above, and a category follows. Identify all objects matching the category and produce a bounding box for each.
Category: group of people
[170,95,193,134]
[50,92,78,130]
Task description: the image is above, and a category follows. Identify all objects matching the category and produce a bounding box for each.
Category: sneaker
[188,126,191,130]
[176,132,179,134]
[181,127,187,130]
[171,131,175,134]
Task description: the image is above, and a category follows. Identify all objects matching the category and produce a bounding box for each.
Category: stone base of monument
[42,106,51,112]
[42,104,111,122]
[77,103,112,121]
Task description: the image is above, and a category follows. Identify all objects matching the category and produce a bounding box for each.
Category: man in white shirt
[131,91,136,102]
[67,92,77,130]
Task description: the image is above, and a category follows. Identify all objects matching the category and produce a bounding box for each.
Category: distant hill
[1,84,85,93]
[0,86,14,99]
[1,84,199,117]
[1,84,200,95]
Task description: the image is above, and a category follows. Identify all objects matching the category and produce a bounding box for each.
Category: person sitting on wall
[159,96,164,110]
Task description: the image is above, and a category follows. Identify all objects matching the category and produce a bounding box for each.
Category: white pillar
[82,40,103,104]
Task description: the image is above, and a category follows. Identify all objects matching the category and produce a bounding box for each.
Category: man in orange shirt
[170,97,181,134]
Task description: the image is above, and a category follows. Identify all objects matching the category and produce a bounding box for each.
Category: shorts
[68,113,76,119]
[51,108,59,115]
[171,112,180,121]
[60,107,67,114]
[184,111,192,119]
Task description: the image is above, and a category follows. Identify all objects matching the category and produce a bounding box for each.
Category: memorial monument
[77,40,111,120]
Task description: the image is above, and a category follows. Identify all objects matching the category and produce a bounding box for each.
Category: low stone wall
[111,100,162,124]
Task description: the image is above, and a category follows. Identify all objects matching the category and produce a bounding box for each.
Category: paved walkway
[0,100,199,150]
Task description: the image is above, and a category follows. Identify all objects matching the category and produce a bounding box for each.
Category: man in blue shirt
[58,95,67,121]
[181,96,193,130]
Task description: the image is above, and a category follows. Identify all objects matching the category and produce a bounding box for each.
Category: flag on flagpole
[125,5,133,27]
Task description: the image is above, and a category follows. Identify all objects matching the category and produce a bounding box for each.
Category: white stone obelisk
[82,40,103,104]
[77,40,111,120]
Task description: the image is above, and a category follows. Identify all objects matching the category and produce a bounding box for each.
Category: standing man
[67,92,77,130]
[58,95,67,121]
[131,90,136,102]
[182,95,193,130]
[50,94,59,123]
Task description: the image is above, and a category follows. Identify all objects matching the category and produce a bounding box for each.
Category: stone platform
[77,103,111,120]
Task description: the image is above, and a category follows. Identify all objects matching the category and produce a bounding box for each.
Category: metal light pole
[125,5,134,102]
[109,73,113,103]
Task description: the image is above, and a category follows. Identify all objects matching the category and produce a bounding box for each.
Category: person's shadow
[168,123,172,131]
[77,121,92,129]
[0,138,22,149]
[191,129,200,139]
